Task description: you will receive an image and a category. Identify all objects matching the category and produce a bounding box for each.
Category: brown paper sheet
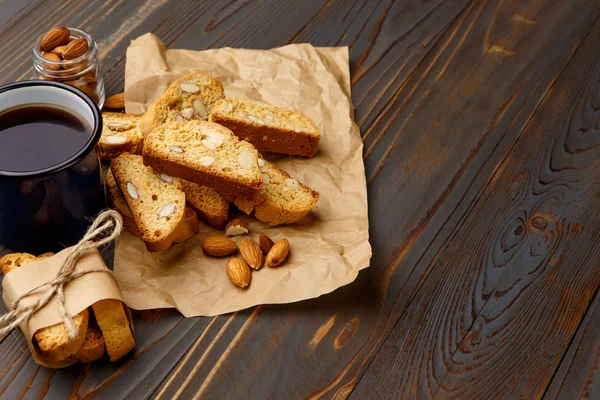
[117,33,371,317]
[2,247,126,368]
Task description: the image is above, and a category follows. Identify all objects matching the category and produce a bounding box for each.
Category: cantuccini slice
[143,120,263,198]
[0,253,90,363]
[74,322,105,363]
[106,170,142,237]
[181,179,229,229]
[110,154,188,252]
[139,71,225,137]
[209,98,320,158]
[106,170,199,242]
[99,112,143,160]
[91,299,135,362]
[233,158,319,225]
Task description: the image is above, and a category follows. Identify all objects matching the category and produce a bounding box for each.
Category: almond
[259,234,274,255]
[158,203,177,218]
[179,83,199,93]
[226,258,251,288]
[106,120,129,128]
[105,135,127,144]
[160,173,173,183]
[169,145,184,153]
[104,93,125,109]
[202,236,237,257]
[203,129,223,146]
[40,26,70,52]
[262,173,270,184]
[64,78,93,95]
[54,45,67,58]
[41,52,61,71]
[202,139,216,150]
[199,156,214,166]
[225,219,249,236]
[239,240,264,270]
[247,114,264,125]
[181,107,194,119]
[266,238,290,267]
[126,182,138,200]
[62,38,89,60]
[238,148,256,169]
[193,99,208,118]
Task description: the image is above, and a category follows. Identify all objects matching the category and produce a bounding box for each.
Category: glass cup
[0,81,105,254]
[32,27,105,108]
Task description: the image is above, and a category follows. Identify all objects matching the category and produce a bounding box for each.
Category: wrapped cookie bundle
[0,213,135,368]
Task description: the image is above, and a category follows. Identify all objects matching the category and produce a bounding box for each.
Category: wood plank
[0,0,597,398]
[352,14,600,399]
[544,287,600,399]
[0,0,42,37]
[150,1,600,398]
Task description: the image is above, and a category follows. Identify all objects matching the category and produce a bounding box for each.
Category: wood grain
[0,0,599,398]
[544,285,600,399]
[151,1,600,398]
[352,13,600,399]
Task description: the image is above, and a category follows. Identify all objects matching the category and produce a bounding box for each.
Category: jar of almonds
[32,27,105,107]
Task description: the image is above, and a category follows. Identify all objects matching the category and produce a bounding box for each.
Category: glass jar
[32,27,105,108]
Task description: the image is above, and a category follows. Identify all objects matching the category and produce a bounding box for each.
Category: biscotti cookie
[233,158,319,225]
[107,169,198,242]
[143,120,263,198]
[99,112,143,160]
[181,179,229,229]
[110,154,188,252]
[0,252,90,363]
[139,71,225,137]
[209,98,320,158]
[74,322,105,363]
[106,170,142,237]
[91,299,135,362]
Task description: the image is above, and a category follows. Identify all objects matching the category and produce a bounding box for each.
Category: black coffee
[0,104,91,173]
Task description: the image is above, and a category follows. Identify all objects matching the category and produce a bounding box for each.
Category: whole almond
[54,45,67,58]
[226,258,251,288]
[41,52,61,71]
[40,26,70,52]
[239,240,264,270]
[202,236,237,257]
[104,92,125,109]
[259,234,274,255]
[64,78,93,95]
[266,238,290,267]
[62,38,89,60]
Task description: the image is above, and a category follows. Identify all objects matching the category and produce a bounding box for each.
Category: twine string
[0,210,123,340]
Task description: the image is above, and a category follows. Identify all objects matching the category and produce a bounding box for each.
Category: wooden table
[2,0,600,398]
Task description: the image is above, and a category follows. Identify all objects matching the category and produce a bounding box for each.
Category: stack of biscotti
[110,154,193,252]
[107,169,201,239]
[99,112,143,160]
[106,69,320,252]
[0,253,135,363]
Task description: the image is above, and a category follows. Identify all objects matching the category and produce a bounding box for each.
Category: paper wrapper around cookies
[117,33,371,317]
[1,248,132,368]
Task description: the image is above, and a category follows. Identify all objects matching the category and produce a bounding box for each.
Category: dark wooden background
[1,0,600,398]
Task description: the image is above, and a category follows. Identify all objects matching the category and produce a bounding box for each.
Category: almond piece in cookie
[225,219,248,236]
